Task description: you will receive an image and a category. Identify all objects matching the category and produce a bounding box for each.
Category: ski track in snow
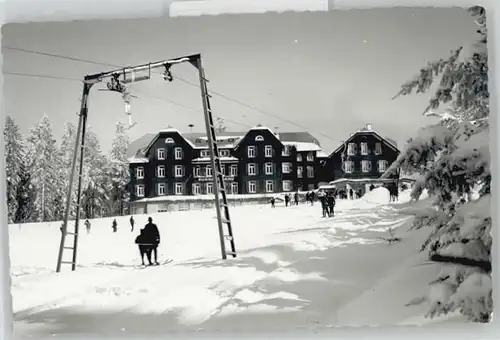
[10,188,441,334]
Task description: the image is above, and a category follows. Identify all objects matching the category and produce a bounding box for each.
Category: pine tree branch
[429,254,491,273]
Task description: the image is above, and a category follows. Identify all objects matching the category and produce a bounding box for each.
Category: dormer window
[165,137,175,144]
[255,135,264,142]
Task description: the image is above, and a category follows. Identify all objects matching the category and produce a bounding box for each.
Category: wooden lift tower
[56,54,236,273]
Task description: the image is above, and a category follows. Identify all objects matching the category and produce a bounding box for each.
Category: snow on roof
[329,178,396,185]
[282,141,322,152]
[331,129,399,155]
[128,156,149,163]
[317,151,328,158]
[191,156,239,163]
[159,127,180,133]
[127,130,325,161]
[249,125,275,132]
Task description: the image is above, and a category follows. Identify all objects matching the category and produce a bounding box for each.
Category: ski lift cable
[3,46,342,144]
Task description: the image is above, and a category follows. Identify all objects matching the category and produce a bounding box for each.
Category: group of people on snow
[110,215,162,266]
[134,216,161,266]
[317,189,336,217]
[60,214,162,267]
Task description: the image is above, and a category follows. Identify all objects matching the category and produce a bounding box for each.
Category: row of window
[346,142,383,156]
[154,145,315,161]
[246,163,314,177]
[246,145,314,160]
[343,160,388,173]
[134,179,299,197]
[135,162,316,179]
[156,147,184,160]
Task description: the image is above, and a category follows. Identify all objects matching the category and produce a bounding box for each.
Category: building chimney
[274,127,280,140]
[366,123,372,131]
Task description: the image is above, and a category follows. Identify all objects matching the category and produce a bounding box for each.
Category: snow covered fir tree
[382,6,492,322]
[3,116,130,223]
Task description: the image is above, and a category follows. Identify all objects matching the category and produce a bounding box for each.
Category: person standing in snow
[270,197,276,208]
[294,191,299,206]
[130,215,135,232]
[318,190,328,217]
[326,192,336,217]
[112,219,117,233]
[309,191,315,205]
[284,194,290,207]
[135,228,152,266]
[143,217,161,265]
[84,219,91,234]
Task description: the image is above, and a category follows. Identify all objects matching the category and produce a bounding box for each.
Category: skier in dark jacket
[318,191,328,217]
[143,217,160,265]
[130,215,135,232]
[112,219,117,233]
[284,194,290,207]
[326,192,336,217]
[135,229,151,266]
[84,219,91,234]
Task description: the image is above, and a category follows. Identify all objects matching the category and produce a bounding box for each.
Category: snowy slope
[10,188,443,336]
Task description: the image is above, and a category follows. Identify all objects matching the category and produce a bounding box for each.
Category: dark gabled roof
[328,130,399,158]
[126,130,322,159]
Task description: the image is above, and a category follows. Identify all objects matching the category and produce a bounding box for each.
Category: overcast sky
[2,7,479,154]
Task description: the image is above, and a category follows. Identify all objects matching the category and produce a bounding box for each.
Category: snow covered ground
[9,188,463,337]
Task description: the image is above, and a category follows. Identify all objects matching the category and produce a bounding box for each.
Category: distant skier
[270,197,276,208]
[349,189,354,200]
[318,190,328,217]
[84,219,91,234]
[284,194,290,207]
[143,217,160,265]
[326,192,336,217]
[135,228,152,266]
[294,191,299,205]
[309,191,315,205]
[130,215,135,232]
[112,219,117,233]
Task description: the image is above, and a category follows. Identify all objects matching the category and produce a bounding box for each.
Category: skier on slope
[135,228,152,266]
[284,194,290,207]
[112,219,117,233]
[326,192,336,217]
[130,215,135,232]
[317,190,328,217]
[142,217,161,265]
[84,219,91,234]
